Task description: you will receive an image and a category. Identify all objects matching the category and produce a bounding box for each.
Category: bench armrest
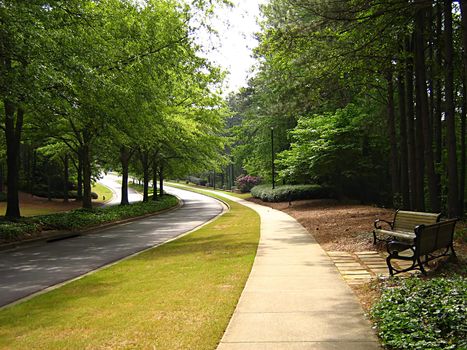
[374,219,393,230]
[387,240,414,255]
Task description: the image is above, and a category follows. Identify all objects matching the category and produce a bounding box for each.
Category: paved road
[0,187,224,307]
[98,173,143,205]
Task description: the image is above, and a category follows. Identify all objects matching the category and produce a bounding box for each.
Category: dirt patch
[0,192,102,217]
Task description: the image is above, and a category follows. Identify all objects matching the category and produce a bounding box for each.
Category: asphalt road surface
[98,173,143,205]
[0,186,224,307]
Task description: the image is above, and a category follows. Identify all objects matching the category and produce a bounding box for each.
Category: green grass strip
[167,181,252,199]
[0,194,260,349]
[91,182,114,203]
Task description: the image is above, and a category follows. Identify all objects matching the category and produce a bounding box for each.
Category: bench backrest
[393,210,441,232]
[415,219,457,255]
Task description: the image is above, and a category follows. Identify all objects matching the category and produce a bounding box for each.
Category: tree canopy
[228,0,466,217]
[0,0,228,218]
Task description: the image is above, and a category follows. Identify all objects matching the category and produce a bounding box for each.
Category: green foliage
[276,103,389,203]
[0,196,178,242]
[371,277,467,350]
[0,221,41,242]
[251,184,330,202]
[0,192,6,202]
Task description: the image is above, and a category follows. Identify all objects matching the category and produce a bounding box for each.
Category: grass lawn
[167,181,252,200]
[91,183,114,203]
[128,182,155,196]
[0,193,260,349]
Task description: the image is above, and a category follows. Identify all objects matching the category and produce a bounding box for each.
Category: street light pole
[271,126,275,189]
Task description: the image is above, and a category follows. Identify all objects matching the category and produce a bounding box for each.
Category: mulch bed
[247,198,393,252]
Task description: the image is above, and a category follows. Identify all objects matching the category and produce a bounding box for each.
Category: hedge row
[0,195,178,243]
[371,276,466,350]
[250,184,331,202]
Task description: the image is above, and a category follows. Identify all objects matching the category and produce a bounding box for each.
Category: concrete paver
[192,190,382,350]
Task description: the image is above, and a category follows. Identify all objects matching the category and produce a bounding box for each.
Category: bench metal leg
[449,243,458,261]
[417,257,427,275]
[386,255,395,276]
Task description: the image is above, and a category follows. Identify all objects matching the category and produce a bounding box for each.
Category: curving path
[98,173,143,205]
[0,186,224,307]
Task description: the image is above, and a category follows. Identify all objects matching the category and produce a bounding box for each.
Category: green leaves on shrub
[250,184,330,202]
[371,276,467,350]
[0,221,40,241]
[0,196,178,243]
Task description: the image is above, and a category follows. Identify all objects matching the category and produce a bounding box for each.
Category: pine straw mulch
[246,197,393,252]
[246,197,467,312]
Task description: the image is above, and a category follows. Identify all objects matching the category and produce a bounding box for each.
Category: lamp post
[271,126,275,189]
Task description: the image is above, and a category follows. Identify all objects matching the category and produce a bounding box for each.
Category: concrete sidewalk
[210,192,381,349]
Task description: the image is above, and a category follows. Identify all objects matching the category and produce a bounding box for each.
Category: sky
[195,0,267,94]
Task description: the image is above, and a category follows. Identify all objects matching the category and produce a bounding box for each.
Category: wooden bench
[386,219,458,275]
[373,210,441,244]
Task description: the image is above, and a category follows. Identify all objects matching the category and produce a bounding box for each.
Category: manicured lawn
[128,182,155,196]
[0,195,260,349]
[167,181,252,199]
[91,183,113,203]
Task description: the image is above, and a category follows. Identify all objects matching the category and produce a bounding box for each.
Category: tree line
[229,0,466,218]
[0,0,227,219]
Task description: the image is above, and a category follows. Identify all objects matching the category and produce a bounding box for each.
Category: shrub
[0,220,40,242]
[371,276,467,350]
[0,192,7,202]
[187,176,207,186]
[90,192,98,199]
[250,184,330,202]
[235,175,261,193]
[32,190,78,199]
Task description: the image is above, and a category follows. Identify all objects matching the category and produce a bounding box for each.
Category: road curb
[0,199,182,253]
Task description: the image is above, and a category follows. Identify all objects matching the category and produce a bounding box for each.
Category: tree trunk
[159,162,164,196]
[4,102,23,219]
[415,1,440,212]
[120,146,131,206]
[82,143,92,209]
[386,70,400,206]
[47,159,52,202]
[405,37,417,210]
[31,149,37,195]
[0,163,3,193]
[140,150,149,202]
[152,155,158,201]
[77,153,83,200]
[459,0,467,216]
[63,154,69,203]
[444,0,459,217]
[434,1,443,196]
[461,82,466,215]
[397,71,410,209]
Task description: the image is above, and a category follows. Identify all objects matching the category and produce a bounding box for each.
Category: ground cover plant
[0,195,260,350]
[251,184,331,203]
[0,196,178,244]
[371,276,467,350]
